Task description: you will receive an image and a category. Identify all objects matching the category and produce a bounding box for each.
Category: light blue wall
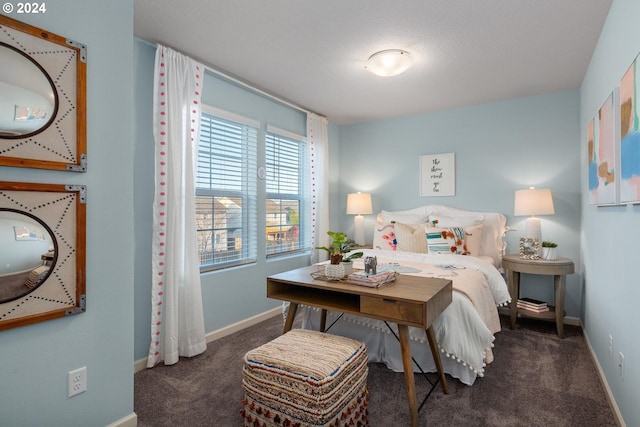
[337,91,582,316]
[133,39,312,361]
[580,0,640,424]
[0,1,135,426]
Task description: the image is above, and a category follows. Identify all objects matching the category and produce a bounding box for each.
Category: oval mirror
[0,42,58,138]
[0,209,56,303]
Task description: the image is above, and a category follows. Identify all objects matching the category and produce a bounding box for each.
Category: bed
[300,205,511,386]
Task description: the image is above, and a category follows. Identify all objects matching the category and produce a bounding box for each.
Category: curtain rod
[138,38,325,118]
[201,63,324,119]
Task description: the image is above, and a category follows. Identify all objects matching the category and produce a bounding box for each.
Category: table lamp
[346,192,372,245]
[514,187,555,243]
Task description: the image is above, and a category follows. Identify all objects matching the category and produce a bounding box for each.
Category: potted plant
[315,231,362,278]
[341,250,364,275]
[541,241,558,260]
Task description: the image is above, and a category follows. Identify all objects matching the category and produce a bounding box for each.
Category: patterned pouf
[241,329,369,427]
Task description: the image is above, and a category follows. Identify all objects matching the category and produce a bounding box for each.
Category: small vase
[542,247,557,260]
[325,263,345,280]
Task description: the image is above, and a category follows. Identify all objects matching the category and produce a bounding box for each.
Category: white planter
[542,247,557,260]
[325,263,345,279]
[342,261,353,275]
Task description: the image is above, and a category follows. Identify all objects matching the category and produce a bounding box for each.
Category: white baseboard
[204,306,281,343]
[134,307,281,373]
[107,412,137,427]
[581,322,626,427]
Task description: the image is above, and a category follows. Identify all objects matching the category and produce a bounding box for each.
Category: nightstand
[502,254,575,338]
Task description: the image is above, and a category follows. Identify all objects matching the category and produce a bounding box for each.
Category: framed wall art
[0,181,86,331]
[588,90,619,205]
[420,152,455,197]
[619,53,640,203]
[0,14,87,171]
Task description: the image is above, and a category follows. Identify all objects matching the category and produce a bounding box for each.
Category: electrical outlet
[68,367,87,397]
[618,353,624,380]
[608,335,613,359]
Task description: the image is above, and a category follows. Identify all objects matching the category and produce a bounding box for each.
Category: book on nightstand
[517,297,549,313]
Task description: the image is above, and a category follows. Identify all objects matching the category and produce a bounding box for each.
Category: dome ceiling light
[365,49,413,77]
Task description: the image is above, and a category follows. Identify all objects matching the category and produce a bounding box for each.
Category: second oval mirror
[0,209,56,303]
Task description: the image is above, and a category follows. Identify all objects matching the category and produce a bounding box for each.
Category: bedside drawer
[360,296,424,325]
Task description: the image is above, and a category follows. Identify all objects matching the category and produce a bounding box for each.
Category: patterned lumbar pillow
[426,225,467,254]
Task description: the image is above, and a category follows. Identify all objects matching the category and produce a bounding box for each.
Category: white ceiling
[134,0,612,125]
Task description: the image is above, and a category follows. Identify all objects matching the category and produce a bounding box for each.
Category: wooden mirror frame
[0,181,86,331]
[0,15,87,172]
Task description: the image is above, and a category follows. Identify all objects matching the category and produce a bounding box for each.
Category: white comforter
[301,249,511,385]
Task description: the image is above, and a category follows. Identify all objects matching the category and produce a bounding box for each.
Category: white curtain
[307,113,330,263]
[147,45,207,367]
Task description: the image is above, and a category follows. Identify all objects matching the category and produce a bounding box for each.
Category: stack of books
[347,271,397,288]
[517,297,549,313]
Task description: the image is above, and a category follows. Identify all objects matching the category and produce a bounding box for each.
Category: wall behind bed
[336,90,581,317]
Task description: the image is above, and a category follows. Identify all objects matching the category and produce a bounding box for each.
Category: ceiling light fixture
[365,49,413,77]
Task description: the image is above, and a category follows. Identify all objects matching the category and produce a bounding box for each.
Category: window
[265,128,310,256]
[196,108,257,269]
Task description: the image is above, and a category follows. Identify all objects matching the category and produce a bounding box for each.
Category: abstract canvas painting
[620,55,640,203]
[588,91,618,205]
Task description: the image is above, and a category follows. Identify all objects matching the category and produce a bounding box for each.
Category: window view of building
[196,110,257,269]
[265,131,309,256]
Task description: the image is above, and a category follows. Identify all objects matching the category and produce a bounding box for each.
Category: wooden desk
[502,254,575,338]
[267,265,452,427]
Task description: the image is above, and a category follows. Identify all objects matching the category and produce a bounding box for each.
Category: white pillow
[429,214,484,228]
[463,223,484,256]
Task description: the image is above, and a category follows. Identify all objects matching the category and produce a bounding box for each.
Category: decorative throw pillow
[394,222,428,253]
[426,225,467,254]
[372,220,397,251]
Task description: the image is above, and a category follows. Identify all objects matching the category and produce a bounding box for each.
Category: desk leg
[554,275,565,339]
[319,309,327,332]
[426,326,449,395]
[398,324,418,427]
[509,270,520,329]
[283,302,298,334]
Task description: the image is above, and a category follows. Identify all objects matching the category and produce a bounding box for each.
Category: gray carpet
[134,315,617,426]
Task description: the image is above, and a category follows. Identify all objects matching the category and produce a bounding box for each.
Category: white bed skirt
[300,306,479,386]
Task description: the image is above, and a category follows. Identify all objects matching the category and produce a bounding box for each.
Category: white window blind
[265,128,310,256]
[196,110,257,269]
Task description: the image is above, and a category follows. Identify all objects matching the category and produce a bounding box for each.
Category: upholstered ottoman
[241,329,369,427]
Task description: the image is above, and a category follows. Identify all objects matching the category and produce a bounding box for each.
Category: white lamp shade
[366,50,413,77]
[514,188,554,243]
[346,193,373,215]
[514,188,555,216]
